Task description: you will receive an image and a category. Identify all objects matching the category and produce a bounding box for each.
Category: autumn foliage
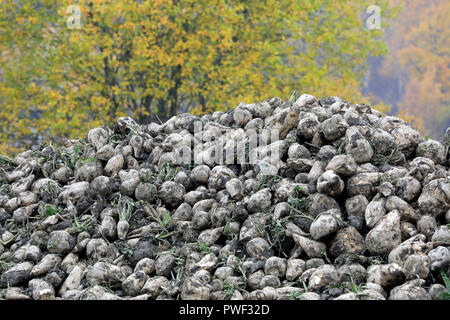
[0,0,394,155]
[382,0,450,137]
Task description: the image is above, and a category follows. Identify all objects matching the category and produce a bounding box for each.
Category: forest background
[0,0,448,155]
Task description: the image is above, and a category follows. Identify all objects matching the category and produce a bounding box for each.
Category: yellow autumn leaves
[0,0,394,155]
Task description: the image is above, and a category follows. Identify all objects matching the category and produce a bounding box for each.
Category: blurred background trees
[367,0,449,138]
[1,0,446,156]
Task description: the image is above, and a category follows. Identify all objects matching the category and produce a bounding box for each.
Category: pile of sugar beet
[0,94,449,301]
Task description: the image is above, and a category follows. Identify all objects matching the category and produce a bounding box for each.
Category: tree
[381,0,450,137]
[0,0,394,155]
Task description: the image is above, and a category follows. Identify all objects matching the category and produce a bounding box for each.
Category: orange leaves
[397,109,425,133]
[380,0,449,137]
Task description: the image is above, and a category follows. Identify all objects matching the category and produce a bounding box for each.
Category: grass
[287,196,314,222]
[223,217,235,236]
[36,139,88,173]
[300,279,308,293]
[223,279,248,300]
[332,214,348,228]
[223,281,235,300]
[122,247,134,260]
[139,170,155,183]
[139,163,180,184]
[367,255,386,265]
[129,216,151,232]
[57,145,82,170]
[0,260,15,273]
[256,175,281,191]
[113,197,156,233]
[344,274,366,296]
[243,194,315,257]
[109,133,125,145]
[159,260,186,297]
[105,126,128,145]
[0,180,9,195]
[4,218,32,239]
[156,249,186,267]
[371,147,404,166]
[196,242,213,254]
[0,236,15,247]
[266,215,291,256]
[337,141,347,155]
[261,196,313,257]
[0,155,14,171]
[230,256,247,283]
[149,209,176,243]
[0,175,6,188]
[339,253,362,265]
[38,203,62,219]
[285,135,297,146]
[69,144,84,167]
[441,270,450,300]
[379,173,399,185]
[4,218,16,231]
[174,255,186,267]
[42,181,62,200]
[115,196,136,222]
[290,290,302,300]
[73,215,96,233]
[115,242,134,262]
[157,163,180,182]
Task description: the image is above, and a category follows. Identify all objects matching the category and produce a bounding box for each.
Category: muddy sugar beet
[0,94,449,300]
